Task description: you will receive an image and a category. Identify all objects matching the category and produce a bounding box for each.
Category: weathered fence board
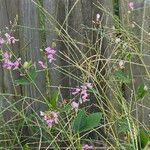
[0,0,20,95]
[19,0,46,111]
[43,0,66,97]
[120,0,150,127]
[0,0,150,148]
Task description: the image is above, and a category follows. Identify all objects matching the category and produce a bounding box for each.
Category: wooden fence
[0,0,150,147]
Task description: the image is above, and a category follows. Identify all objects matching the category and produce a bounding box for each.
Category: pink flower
[45,47,56,54]
[3,60,13,69]
[81,85,87,90]
[13,58,21,70]
[82,144,93,150]
[5,33,19,44]
[0,37,5,47]
[128,2,144,10]
[3,51,11,59]
[85,83,93,89]
[38,61,47,69]
[80,87,89,102]
[128,2,134,10]
[96,13,100,22]
[40,111,59,128]
[71,101,79,112]
[82,93,89,102]
[81,89,87,95]
[72,88,81,95]
[72,83,93,103]
[47,54,55,63]
[45,47,56,63]
[2,52,21,70]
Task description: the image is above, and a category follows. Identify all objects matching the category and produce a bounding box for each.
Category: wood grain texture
[19,0,46,111]
[0,0,20,145]
[0,1,149,147]
[120,0,150,127]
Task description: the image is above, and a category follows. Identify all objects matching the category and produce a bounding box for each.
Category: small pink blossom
[72,88,81,95]
[38,61,47,69]
[128,2,144,10]
[96,13,100,22]
[81,85,87,90]
[71,101,79,112]
[45,47,56,63]
[81,89,87,95]
[45,47,56,54]
[128,2,134,10]
[5,33,19,44]
[82,93,89,102]
[82,144,93,150]
[13,58,21,70]
[40,111,59,128]
[2,52,21,70]
[72,83,93,103]
[47,54,55,63]
[3,51,11,59]
[85,83,93,89]
[3,60,13,69]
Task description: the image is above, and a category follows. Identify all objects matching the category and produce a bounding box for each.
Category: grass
[0,0,150,149]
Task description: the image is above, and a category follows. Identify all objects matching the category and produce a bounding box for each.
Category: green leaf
[139,129,150,149]
[121,143,134,150]
[15,67,37,85]
[15,77,31,85]
[137,83,148,100]
[114,70,130,83]
[72,109,87,133]
[28,67,37,81]
[59,104,72,112]
[49,90,59,109]
[82,112,102,132]
[23,144,31,150]
[118,117,129,133]
[72,110,102,133]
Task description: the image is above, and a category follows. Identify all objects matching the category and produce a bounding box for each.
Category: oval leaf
[72,109,87,133]
[82,112,102,132]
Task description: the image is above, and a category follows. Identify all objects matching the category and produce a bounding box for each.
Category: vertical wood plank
[120,0,150,127]
[19,0,46,111]
[43,0,62,93]
[0,0,20,146]
[43,0,71,99]
[0,0,20,95]
[0,0,20,119]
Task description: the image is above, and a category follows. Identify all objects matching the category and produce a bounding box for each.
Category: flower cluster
[0,33,18,48]
[5,33,19,44]
[40,111,59,128]
[82,144,93,150]
[45,47,56,63]
[71,101,79,112]
[38,60,47,69]
[38,47,56,69]
[2,52,21,70]
[72,83,93,103]
[128,2,134,10]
